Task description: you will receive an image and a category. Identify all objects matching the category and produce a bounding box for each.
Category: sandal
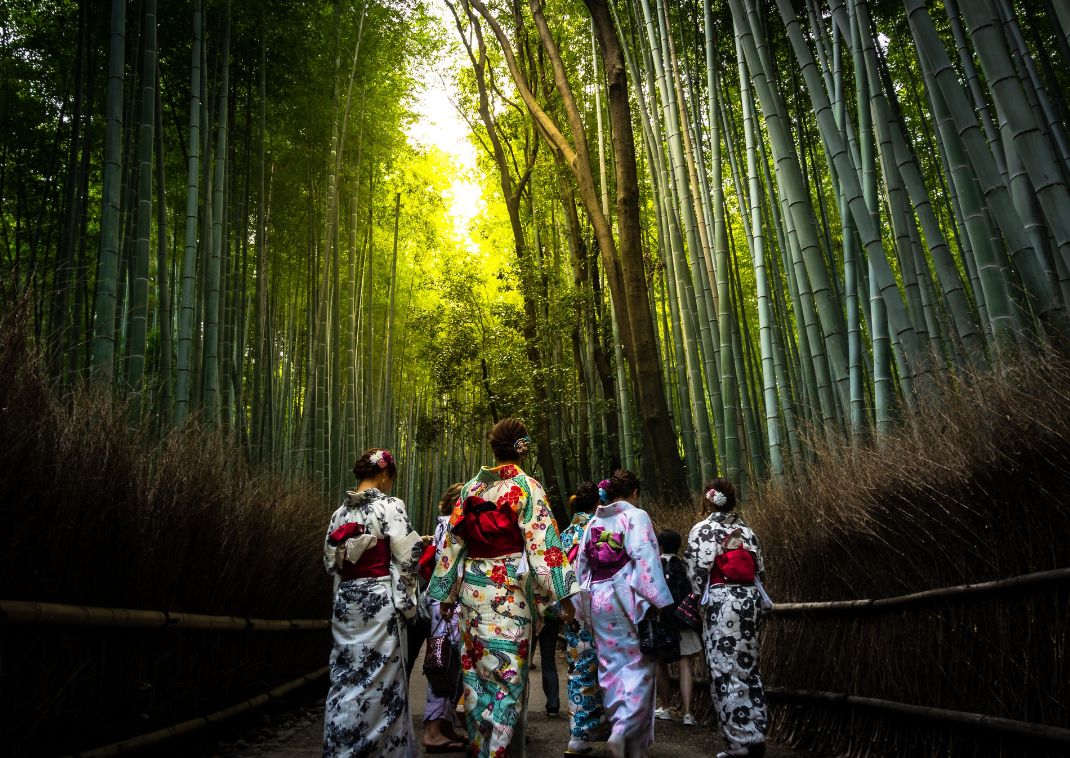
[424,740,466,754]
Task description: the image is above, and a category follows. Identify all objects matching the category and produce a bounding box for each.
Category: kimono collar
[710,510,742,526]
[478,463,526,483]
[594,500,633,518]
[569,511,592,529]
[345,487,384,508]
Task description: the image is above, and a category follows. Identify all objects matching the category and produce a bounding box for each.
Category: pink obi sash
[586,526,629,581]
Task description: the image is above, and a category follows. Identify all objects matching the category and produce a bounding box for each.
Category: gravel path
[201,646,804,757]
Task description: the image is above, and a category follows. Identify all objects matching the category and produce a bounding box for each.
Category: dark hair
[700,477,738,510]
[353,448,397,481]
[488,417,528,462]
[657,529,682,555]
[439,482,463,516]
[571,481,599,514]
[604,468,640,501]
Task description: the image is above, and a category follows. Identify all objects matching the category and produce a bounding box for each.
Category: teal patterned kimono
[559,511,608,744]
[428,464,579,758]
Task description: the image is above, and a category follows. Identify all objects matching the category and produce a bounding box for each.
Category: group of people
[322,417,769,758]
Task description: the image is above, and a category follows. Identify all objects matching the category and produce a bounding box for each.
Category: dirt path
[200,645,803,758]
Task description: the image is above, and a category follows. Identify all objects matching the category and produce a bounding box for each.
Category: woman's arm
[383,497,423,573]
[519,478,580,615]
[628,510,674,609]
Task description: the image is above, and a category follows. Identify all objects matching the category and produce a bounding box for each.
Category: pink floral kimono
[574,500,673,756]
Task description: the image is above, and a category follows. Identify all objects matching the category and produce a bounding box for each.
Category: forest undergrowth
[0,311,330,755]
[653,346,1070,757]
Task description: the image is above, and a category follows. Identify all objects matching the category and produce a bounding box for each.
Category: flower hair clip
[514,435,531,455]
[369,449,393,469]
[706,488,727,508]
[597,478,611,503]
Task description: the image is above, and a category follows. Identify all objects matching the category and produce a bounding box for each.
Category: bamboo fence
[4,565,1067,753]
[0,599,329,630]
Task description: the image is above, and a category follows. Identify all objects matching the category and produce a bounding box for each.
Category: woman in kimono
[423,482,467,753]
[560,481,607,756]
[684,478,768,758]
[574,469,674,758]
[428,418,580,758]
[322,448,424,758]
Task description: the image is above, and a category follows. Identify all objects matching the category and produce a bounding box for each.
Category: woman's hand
[440,602,456,620]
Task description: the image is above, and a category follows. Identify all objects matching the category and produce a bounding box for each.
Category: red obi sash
[454,494,524,558]
[339,538,391,580]
[710,546,757,586]
[586,526,630,581]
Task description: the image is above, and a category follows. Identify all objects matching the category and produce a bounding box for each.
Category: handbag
[422,618,461,698]
[638,611,680,663]
[673,591,702,631]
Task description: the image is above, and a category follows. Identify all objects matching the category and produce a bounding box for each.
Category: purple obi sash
[586,526,629,581]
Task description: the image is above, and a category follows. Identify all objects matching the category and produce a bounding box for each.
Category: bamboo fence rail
[71,666,329,757]
[0,599,329,631]
[770,567,1070,615]
[766,688,1070,746]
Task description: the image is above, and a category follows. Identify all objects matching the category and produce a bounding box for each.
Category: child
[654,528,701,726]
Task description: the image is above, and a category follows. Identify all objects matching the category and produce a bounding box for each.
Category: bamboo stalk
[0,599,329,631]
[765,687,1070,745]
[73,667,329,757]
[772,567,1070,615]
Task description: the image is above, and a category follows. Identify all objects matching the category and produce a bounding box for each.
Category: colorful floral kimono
[424,515,464,729]
[559,511,607,744]
[574,501,673,754]
[428,464,580,758]
[684,512,769,753]
[322,488,423,758]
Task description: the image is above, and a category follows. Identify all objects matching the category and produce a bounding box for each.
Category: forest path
[200,645,806,757]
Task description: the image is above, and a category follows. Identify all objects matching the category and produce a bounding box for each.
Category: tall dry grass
[651,352,1070,757]
[0,319,332,755]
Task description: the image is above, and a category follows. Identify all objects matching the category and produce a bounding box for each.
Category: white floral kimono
[684,511,769,754]
[322,488,423,758]
[574,500,673,754]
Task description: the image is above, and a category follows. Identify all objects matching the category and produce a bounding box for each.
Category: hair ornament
[514,435,531,455]
[369,449,393,469]
[706,487,727,508]
[597,478,611,503]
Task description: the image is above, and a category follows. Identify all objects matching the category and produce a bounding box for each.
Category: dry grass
[0,318,332,755]
[651,351,1070,757]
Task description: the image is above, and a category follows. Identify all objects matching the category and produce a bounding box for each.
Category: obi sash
[586,526,629,581]
[709,529,757,586]
[340,538,391,580]
[454,494,524,559]
[328,521,392,580]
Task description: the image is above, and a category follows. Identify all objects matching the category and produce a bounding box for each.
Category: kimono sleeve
[427,498,467,603]
[520,477,580,615]
[323,505,346,576]
[627,509,674,610]
[684,520,714,591]
[382,497,423,574]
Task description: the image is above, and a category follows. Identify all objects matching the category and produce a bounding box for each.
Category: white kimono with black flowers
[322,488,423,758]
[684,512,769,752]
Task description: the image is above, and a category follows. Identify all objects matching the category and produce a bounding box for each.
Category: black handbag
[638,611,681,662]
[673,592,703,632]
[422,619,461,698]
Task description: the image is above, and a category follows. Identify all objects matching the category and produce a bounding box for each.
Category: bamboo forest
[3,0,1070,755]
